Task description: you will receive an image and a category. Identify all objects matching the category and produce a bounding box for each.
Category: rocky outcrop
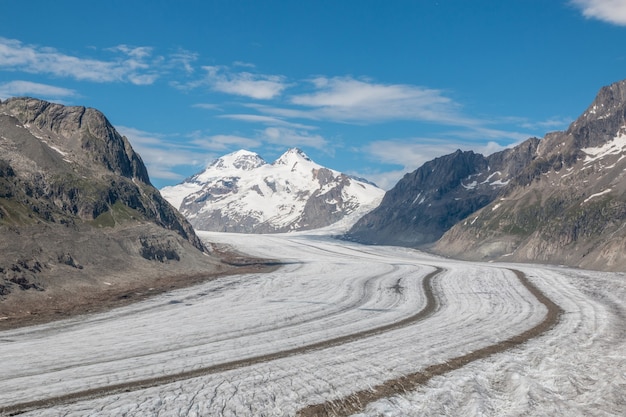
[1,97,150,182]
[0,97,222,311]
[0,97,204,251]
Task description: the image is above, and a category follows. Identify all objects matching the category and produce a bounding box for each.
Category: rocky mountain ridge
[436,79,626,271]
[161,148,385,233]
[346,138,539,246]
[348,78,626,271]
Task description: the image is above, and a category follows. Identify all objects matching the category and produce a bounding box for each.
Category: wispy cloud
[0,37,161,85]
[191,133,262,151]
[0,80,77,100]
[192,103,222,110]
[517,116,573,131]
[443,125,534,143]
[168,49,199,74]
[232,61,256,68]
[254,76,471,125]
[199,66,289,99]
[218,114,317,130]
[118,120,331,182]
[367,138,508,168]
[117,126,208,182]
[571,0,626,25]
[261,126,330,151]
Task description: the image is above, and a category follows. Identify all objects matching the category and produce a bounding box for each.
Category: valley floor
[0,231,623,416]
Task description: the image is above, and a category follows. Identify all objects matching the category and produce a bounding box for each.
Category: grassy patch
[0,198,42,226]
[91,200,143,228]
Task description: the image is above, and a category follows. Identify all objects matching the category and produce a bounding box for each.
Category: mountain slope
[0,97,229,325]
[161,148,385,233]
[435,79,626,271]
[346,139,539,246]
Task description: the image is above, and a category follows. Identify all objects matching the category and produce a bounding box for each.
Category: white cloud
[119,124,328,182]
[0,37,161,85]
[232,61,256,68]
[478,141,509,156]
[117,126,166,146]
[218,114,317,129]
[271,76,470,125]
[201,66,289,99]
[107,45,154,60]
[117,126,207,182]
[518,116,573,131]
[260,127,329,151]
[444,126,533,143]
[571,0,626,25]
[192,103,221,110]
[168,49,198,74]
[191,133,262,151]
[0,80,76,100]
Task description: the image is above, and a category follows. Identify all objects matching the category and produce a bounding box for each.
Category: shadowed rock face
[346,140,538,247]
[0,97,221,305]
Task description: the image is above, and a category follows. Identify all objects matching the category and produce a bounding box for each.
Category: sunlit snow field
[0,230,624,416]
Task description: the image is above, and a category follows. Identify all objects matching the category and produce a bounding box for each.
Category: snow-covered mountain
[161,148,385,233]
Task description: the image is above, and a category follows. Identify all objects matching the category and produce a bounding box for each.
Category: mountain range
[2,76,625,323]
[348,78,626,271]
[161,148,384,233]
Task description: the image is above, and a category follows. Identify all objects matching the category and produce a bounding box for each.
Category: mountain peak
[532,78,626,158]
[0,97,151,184]
[161,147,384,234]
[210,149,266,171]
[274,148,312,166]
[570,79,626,128]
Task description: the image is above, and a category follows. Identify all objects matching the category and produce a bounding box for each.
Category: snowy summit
[160,148,384,233]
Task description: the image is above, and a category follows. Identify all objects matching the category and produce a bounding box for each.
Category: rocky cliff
[0,97,203,249]
[0,97,227,325]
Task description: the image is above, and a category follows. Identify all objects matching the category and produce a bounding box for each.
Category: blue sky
[1,0,625,189]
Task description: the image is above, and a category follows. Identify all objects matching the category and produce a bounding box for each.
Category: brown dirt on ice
[296,269,563,417]
[0,267,442,416]
[0,268,562,417]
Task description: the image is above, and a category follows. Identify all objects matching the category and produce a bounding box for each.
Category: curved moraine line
[0,267,443,416]
[296,269,564,417]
